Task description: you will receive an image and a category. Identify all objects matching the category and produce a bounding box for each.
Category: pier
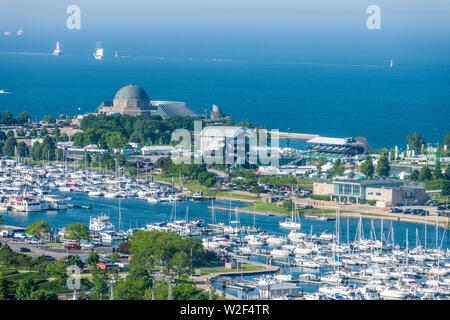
[268,131,320,140]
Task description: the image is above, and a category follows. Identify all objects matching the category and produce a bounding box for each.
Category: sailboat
[390,59,394,68]
[17,27,23,36]
[53,41,65,56]
[114,50,119,58]
[93,42,104,60]
[279,198,301,230]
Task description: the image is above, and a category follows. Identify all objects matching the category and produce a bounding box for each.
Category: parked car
[81,242,94,249]
[64,243,81,250]
[26,237,42,245]
[19,247,31,252]
[303,205,313,210]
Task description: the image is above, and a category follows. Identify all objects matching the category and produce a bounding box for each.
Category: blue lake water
[0,53,449,150]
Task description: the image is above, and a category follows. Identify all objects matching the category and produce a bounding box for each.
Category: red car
[64,243,81,249]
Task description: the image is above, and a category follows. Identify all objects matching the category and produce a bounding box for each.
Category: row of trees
[25,220,90,241]
[0,130,29,157]
[0,111,31,125]
[0,111,68,126]
[155,157,217,188]
[406,131,450,156]
[74,113,198,150]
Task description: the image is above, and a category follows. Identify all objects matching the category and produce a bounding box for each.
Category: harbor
[2,162,449,300]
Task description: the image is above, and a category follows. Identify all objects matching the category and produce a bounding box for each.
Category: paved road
[0,238,117,260]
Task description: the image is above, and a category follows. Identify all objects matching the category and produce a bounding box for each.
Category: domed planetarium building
[97,84,198,119]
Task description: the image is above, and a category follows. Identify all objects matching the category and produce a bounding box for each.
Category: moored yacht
[9,196,41,212]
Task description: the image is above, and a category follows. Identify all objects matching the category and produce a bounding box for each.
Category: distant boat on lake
[93,42,104,60]
[53,41,65,56]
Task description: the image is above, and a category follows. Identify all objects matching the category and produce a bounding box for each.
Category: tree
[283,198,292,211]
[15,275,35,300]
[45,260,68,283]
[91,267,109,299]
[2,137,17,156]
[359,155,374,178]
[27,289,57,300]
[117,242,131,254]
[433,163,443,180]
[418,167,432,182]
[81,152,92,167]
[0,131,6,141]
[87,251,100,266]
[155,157,173,173]
[16,127,25,137]
[65,223,90,241]
[169,251,192,279]
[105,132,127,150]
[43,115,56,124]
[330,159,345,177]
[25,220,52,239]
[67,255,84,269]
[1,111,14,125]
[16,112,30,124]
[444,133,450,148]
[198,171,216,188]
[29,128,38,138]
[113,268,152,300]
[376,154,390,177]
[407,132,425,153]
[410,169,419,181]
[442,180,450,196]
[0,272,7,300]
[348,169,355,179]
[17,142,29,157]
[110,252,120,264]
[72,132,84,147]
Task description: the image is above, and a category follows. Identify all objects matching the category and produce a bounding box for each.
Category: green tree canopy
[87,251,100,266]
[410,169,419,181]
[25,220,52,238]
[376,154,390,177]
[65,223,90,241]
[407,132,425,153]
[418,167,432,181]
[359,155,374,178]
[16,112,30,124]
[1,111,14,125]
[2,137,17,156]
[15,275,35,300]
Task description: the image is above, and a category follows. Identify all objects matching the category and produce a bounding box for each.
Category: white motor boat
[380,287,409,300]
[270,249,290,259]
[9,196,41,212]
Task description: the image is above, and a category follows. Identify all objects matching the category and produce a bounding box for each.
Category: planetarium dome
[113,84,150,110]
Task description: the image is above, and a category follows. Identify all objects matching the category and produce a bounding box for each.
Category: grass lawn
[200,263,264,275]
[215,192,259,201]
[43,242,61,246]
[240,201,290,215]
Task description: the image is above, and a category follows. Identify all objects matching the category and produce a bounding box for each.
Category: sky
[0,1,449,64]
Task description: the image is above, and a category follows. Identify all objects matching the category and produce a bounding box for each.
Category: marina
[1,160,449,300]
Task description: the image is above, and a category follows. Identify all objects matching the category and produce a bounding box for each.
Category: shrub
[310,194,331,201]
